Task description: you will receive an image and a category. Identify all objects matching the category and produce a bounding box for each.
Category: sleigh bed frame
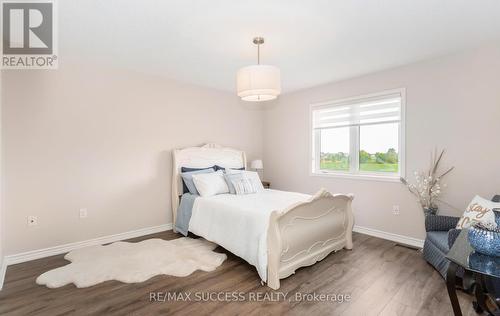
[171,143,354,290]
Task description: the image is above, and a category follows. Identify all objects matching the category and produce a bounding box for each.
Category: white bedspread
[188,189,311,281]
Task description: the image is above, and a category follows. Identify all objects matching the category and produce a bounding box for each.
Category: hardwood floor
[0,232,478,316]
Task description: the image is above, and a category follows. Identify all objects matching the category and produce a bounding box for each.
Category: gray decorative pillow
[225,172,260,195]
[181,168,215,195]
[224,172,242,194]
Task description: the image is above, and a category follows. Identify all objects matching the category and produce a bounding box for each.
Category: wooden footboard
[267,189,354,290]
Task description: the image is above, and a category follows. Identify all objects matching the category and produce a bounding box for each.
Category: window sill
[310,171,401,183]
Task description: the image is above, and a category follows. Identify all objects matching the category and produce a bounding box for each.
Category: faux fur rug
[36,237,227,288]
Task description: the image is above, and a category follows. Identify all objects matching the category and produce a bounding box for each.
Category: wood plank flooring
[0,232,479,316]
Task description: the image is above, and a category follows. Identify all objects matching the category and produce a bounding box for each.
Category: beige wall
[2,62,264,254]
[263,44,500,240]
[0,72,3,286]
[2,44,499,255]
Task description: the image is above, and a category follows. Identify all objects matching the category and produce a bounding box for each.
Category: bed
[171,143,354,290]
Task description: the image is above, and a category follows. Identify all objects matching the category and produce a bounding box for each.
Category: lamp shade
[237,65,281,102]
[250,159,264,170]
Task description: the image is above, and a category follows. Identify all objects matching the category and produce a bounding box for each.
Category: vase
[468,225,500,257]
[423,207,438,216]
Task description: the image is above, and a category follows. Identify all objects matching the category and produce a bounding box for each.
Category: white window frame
[309,88,406,182]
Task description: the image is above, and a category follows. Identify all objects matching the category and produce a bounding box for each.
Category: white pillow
[192,171,229,197]
[243,171,264,191]
[456,195,499,229]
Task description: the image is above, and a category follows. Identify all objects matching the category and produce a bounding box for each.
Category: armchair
[423,215,461,278]
[423,195,500,279]
[423,195,500,293]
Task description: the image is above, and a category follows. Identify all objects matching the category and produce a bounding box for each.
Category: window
[311,89,405,180]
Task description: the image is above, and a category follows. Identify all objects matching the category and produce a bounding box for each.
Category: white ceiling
[61,0,500,93]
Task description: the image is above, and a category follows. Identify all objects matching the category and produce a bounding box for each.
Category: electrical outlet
[79,208,88,219]
[27,216,38,226]
[392,205,400,215]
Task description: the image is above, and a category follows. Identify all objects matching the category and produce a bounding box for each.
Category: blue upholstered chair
[423,195,500,278]
[423,195,500,303]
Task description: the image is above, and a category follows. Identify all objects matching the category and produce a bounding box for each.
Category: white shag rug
[36,237,227,288]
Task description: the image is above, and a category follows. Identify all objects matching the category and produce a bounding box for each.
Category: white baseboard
[353,225,424,249]
[3,223,173,267]
[0,259,6,291]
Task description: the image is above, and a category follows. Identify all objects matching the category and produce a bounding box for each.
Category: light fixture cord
[257,43,260,65]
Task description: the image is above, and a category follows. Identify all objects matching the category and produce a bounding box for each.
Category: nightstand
[262,181,270,189]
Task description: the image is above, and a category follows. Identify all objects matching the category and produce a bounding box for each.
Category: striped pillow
[231,176,259,195]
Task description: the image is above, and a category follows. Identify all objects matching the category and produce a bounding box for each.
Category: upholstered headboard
[171,143,247,230]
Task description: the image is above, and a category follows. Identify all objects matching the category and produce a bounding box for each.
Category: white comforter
[188,189,310,281]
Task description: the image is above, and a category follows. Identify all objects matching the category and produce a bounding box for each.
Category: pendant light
[237,37,281,102]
